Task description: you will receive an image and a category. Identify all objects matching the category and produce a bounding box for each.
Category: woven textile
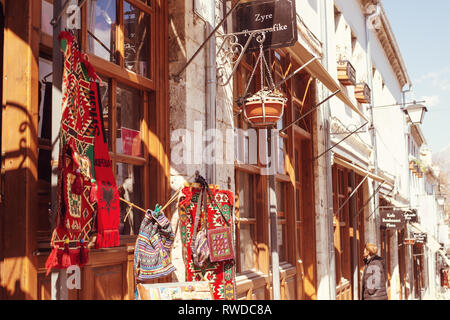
[134,210,176,280]
[46,32,119,274]
[91,81,120,248]
[179,186,235,300]
[45,32,97,274]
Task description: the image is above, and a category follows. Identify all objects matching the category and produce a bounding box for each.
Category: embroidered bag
[205,188,234,263]
[191,189,209,267]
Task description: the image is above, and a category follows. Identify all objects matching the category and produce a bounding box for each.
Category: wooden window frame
[37,0,166,243]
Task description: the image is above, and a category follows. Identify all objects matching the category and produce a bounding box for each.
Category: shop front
[1,0,170,300]
[330,160,372,300]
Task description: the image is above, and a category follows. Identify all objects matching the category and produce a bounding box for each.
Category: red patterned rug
[179,185,235,300]
[45,32,119,275]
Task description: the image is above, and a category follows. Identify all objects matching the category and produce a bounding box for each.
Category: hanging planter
[337,60,356,86]
[239,32,287,128]
[243,88,287,127]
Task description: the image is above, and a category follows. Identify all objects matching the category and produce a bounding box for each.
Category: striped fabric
[134,210,176,281]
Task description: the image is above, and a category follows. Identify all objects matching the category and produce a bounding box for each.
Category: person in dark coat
[361,243,388,300]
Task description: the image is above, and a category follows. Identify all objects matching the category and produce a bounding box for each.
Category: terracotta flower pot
[243,92,287,127]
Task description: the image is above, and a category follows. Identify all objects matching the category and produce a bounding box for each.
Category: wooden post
[0,0,40,299]
[50,0,67,300]
[267,128,280,300]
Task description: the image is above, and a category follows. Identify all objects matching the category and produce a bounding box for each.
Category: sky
[383,0,450,154]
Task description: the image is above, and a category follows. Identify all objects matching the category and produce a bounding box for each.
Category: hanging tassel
[61,239,71,268]
[45,247,59,276]
[90,179,98,203]
[96,229,119,249]
[72,169,83,195]
[79,239,89,266]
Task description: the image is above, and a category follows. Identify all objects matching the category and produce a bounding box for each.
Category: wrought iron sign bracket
[216,28,274,87]
[313,121,369,162]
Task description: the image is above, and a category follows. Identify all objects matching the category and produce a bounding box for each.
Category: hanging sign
[233,0,298,52]
[380,210,405,230]
[413,232,427,244]
[403,209,418,222]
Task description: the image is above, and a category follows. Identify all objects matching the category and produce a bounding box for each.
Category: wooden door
[332,165,353,300]
[293,138,316,300]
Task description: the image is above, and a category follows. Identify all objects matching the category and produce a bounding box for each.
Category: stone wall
[167,0,235,282]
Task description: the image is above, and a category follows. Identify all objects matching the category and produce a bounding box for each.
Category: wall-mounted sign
[233,0,298,52]
[380,210,405,230]
[404,239,415,245]
[413,232,427,244]
[404,209,418,222]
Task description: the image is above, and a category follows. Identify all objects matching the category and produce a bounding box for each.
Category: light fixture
[404,102,428,124]
[437,195,445,206]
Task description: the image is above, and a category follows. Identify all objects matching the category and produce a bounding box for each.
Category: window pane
[38,57,53,183]
[41,0,53,36]
[238,171,254,219]
[116,163,144,235]
[116,83,143,157]
[87,0,117,63]
[138,0,152,6]
[277,223,287,262]
[239,224,255,271]
[278,137,286,174]
[38,57,52,139]
[295,149,300,182]
[124,1,150,77]
[98,75,112,151]
[296,189,301,221]
[276,182,285,215]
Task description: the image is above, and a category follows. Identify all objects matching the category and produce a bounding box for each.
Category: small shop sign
[233,0,298,52]
[380,210,405,229]
[413,232,427,244]
[403,209,418,222]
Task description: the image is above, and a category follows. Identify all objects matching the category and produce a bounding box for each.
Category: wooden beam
[1,0,40,300]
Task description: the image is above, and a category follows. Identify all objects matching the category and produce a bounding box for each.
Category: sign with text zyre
[380,210,405,230]
[233,0,298,52]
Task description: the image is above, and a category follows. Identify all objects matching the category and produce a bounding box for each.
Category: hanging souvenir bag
[134,206,176,281]
[194,175,235,263]
[191,189,210,267]
[205,188,235,263]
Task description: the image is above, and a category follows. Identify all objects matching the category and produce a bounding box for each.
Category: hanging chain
[242,32,272,99]
[261,48,275,90]
[243,53,262,98]
[259,41,264,94]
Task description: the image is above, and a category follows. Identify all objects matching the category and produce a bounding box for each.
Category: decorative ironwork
[215,28,272,87]
[331,122,368,135]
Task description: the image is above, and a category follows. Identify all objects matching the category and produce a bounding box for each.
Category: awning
[380,194,408,209]
[285,42,370,122]
[333,156,387,184]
